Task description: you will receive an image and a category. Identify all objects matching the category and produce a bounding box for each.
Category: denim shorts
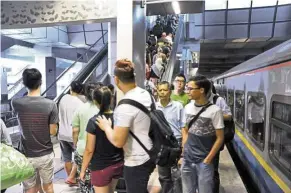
[60,140,74,162]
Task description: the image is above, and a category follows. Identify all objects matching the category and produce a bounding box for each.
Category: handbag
[1,143,34,190]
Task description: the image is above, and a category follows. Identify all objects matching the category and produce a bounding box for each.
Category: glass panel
[216,85,227,100]
[272,102,291,126]
[228,0,251,9]
[235,91,245,129]
[252,0,277,7]
[42,30,108,99]
[227,90,234,115]
[205,0,227,10]
[270,124,291,173]
[279,0,291,5]
[247,92,266,148]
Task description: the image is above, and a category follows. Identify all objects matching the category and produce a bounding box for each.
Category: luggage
[1,143,34,190]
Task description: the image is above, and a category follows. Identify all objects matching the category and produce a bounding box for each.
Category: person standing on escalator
[58,81,84,180]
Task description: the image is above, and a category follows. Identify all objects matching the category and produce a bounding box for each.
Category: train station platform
[5,143,247,193]
[218,147,247,193]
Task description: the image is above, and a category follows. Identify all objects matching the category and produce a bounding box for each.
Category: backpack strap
[188,103,213,129]
[118,99,150,115]
[213,95,219,105]
[117,99,151,155]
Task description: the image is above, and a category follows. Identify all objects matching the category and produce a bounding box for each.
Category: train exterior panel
[214,39,291,193]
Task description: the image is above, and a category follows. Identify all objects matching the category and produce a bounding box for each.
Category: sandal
[65,179,78,186]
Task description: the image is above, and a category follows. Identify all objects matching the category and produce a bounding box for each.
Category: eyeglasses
[186,87,200,91]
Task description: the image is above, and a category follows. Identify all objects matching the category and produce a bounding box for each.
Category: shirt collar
[157,100,173,108]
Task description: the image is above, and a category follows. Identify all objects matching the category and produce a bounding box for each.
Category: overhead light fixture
[172,1,180,14]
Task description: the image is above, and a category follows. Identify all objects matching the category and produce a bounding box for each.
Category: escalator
[3,34,108,149]
[161,15,184,82]
[41,43,108,103]
[7,65,30,99]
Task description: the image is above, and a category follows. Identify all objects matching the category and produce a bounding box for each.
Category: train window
[269,95,291,179]
[227,89,234,115]
[247,92,266,150]
[272,102,291,125]
[235,91,245,130]
[217,88,226,100]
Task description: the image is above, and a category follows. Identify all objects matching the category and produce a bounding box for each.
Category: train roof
[213,39,291,80]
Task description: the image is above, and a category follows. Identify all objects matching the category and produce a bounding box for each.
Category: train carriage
[213,39,291,193]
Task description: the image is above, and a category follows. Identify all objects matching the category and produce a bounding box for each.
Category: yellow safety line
[235,129,291,193]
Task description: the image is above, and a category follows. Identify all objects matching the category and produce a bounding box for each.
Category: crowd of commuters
[145,15,179,98]
[3,55,232,193]
[0,14,233,193]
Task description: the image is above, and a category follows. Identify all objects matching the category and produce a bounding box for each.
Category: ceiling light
[172,1,180,14]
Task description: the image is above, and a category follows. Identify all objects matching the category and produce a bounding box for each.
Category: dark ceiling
[197,39,285,77]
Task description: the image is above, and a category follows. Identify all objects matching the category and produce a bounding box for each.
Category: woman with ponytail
[80,86,124,193]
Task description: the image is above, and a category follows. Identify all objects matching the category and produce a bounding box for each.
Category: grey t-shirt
[11,96,59,157]
[184,103,224,163]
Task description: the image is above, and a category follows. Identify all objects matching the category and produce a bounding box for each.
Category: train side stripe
[228,61,291,78]
[235,128,291,193]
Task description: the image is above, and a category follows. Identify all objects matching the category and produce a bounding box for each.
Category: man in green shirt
[171,73,189,107]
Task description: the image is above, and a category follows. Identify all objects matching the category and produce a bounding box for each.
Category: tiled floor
[5,143,65,193]
[5,144,246,193]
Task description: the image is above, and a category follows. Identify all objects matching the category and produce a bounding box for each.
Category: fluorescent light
[172,1,180,14]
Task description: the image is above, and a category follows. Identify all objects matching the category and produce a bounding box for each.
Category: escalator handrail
[41,31,108,96]
[161,15,184,82]
[53,43,108,102]
[8,65,31,93]
[8,77,24,92]
[8,64,30,77]
[82,54,108,84]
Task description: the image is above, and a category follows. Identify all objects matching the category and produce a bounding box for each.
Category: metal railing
[41,31,108,98]
[161,15,184,82]
[8,65,31,99]
[52,43,108,103]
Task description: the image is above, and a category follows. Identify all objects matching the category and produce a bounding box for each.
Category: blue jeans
[181,160,214,193]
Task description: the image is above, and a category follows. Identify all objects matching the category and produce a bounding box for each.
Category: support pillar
[45,57,57,99]
[115,0,146,101]
[108,21,117,83]
[0,66,8,102]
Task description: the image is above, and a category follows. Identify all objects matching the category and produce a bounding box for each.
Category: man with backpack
[96,59,181,193]
[210,83,233,193]
[156,81,185,193]
[96,59,155,193]
[182,75,224,193]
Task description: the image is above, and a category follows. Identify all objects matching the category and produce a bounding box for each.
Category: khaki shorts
[22,152,54,190]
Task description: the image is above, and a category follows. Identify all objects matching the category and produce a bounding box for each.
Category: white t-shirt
[58,94,84,142]
[114,87,153,166]
[209,93,232,116]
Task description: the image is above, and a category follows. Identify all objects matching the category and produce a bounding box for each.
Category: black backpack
[118,95,181,167]
[213,95,235,143]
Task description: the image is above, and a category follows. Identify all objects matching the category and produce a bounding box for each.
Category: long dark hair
[92,86,112,114]
[84,82,103,102]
